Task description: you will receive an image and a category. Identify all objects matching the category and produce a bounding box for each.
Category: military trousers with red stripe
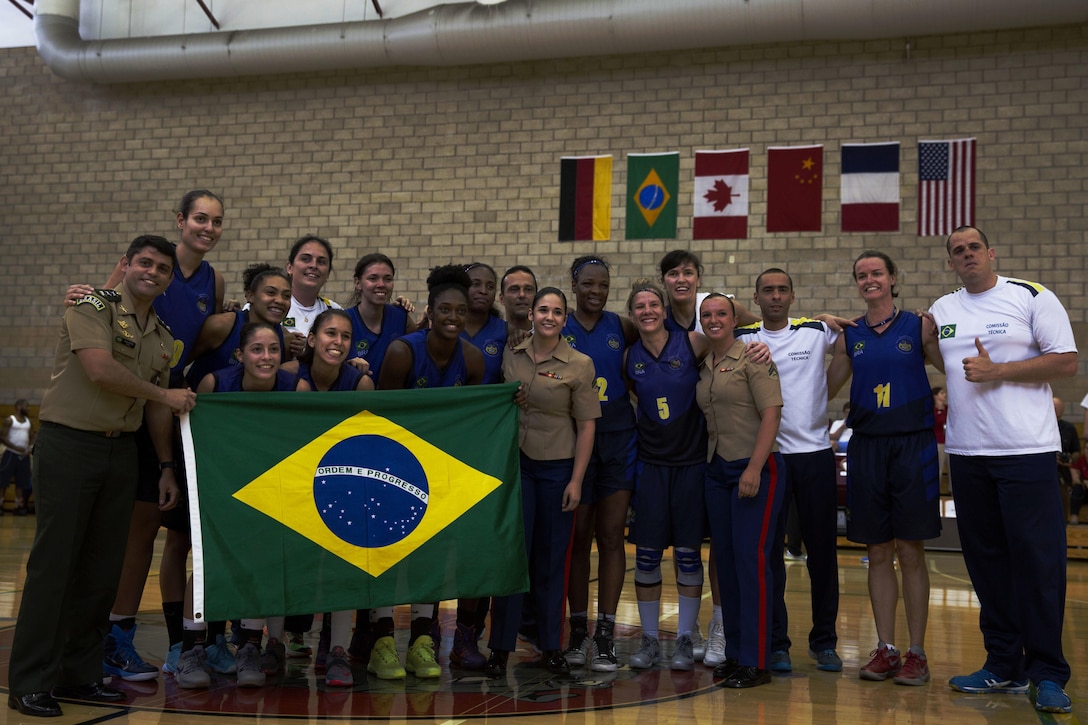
[705,452,786,670]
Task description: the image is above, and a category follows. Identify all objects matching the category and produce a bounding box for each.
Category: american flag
[917,139,975,236]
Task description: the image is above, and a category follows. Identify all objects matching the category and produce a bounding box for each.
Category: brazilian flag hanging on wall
[626,152,680,239]
[181,385,526,622]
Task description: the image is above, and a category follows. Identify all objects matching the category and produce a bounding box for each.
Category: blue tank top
[295,361,365,392]
[186,310,287,387]
[155,260,217,386]
[626,330,706,465]
[347,304,409,383]
[461,314,507,385]
[664,305,696,333]
[844,312,934,436]
[386,330,469,389]
[210,365,296,392]
[563,311,635,433]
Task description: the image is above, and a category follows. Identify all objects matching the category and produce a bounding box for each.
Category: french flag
[840,142,900,232]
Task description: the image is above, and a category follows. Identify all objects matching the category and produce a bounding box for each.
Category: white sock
[677,595,700,638]
[637,600,660,639]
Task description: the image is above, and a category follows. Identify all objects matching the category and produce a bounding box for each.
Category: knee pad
[634,547,663,587]
[674,547,704,588]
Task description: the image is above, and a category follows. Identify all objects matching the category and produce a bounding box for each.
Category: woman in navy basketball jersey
[560,255,638,672]
[623,281,710,671]
[282,309,373,393]
[186,265,292,386]
[826,250,940,687]
[659,249,759,333]
[66,190,229,683]
[174,323,307,691]
[462,262,508,385]
[276,308,373,688]
[360,266,484,681]
[196,322,307,394]
[447,261,507,669]
[345,253,419,382]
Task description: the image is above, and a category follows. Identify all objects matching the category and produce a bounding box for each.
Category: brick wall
[1,23,1086,407]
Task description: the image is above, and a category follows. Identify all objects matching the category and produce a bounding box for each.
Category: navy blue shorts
[582,429,636,505]
[629,462,706,550]
[135,422,190,533]
[845,430,941,544]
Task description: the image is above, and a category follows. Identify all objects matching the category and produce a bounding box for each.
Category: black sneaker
[562,627,589,667]
[590,633,618,672]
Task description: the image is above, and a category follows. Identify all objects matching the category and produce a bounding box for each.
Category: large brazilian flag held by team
[180,385,526,621]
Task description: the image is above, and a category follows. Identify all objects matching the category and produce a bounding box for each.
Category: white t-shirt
[929,276,1077,456]
[737,318,839,454]
[283,296,342,336]
[829,419,852,449]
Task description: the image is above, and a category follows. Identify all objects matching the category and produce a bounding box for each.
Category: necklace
[866,306,897,329]
[296,300,319,323]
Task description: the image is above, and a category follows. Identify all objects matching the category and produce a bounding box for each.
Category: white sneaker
[703,620,726,667]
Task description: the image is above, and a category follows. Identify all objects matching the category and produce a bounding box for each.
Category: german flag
[558,155,612,241]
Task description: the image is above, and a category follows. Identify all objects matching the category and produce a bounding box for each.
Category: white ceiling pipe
[34,0,1088,84]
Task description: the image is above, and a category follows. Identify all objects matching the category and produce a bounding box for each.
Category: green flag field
[180,384,526,621]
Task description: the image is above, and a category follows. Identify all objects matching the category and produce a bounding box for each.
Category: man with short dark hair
[926,225,1077,714]
[737,268,842,675]
[500,265,537,335]
[7,236,197,718]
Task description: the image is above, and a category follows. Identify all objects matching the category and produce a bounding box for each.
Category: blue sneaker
[770,650,792,673]
[162,642,182,674]
[808,648,843,672]
[948,668,1029,694]
[103,624,159,681]
[205,634,238,675]
[1033,680,1072,713]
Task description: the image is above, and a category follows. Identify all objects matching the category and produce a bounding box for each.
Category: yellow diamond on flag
[635,168,672,227]
[233,410,501,577]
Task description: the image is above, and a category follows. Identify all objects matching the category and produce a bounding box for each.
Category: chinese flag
[767,145,823,232]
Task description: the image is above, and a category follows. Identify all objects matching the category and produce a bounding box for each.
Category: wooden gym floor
[0,515,1084,724]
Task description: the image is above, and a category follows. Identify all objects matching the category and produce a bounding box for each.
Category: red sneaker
[892,651,930,685]
[859,646,901,681]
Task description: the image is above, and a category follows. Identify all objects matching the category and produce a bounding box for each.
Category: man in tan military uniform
[8,235,197,718]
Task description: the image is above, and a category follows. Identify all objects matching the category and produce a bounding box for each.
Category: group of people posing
[5,187,1076,717]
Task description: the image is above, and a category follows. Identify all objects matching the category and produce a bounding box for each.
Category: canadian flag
[693,149,749,240]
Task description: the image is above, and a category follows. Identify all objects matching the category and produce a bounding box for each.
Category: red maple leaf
[704,179,738,212]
